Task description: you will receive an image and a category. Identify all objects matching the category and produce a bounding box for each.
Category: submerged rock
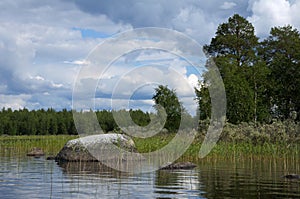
[46,156,55,160]
[55,133,143,163]
[27,147,45,157]
[160,162,197,170]
[283,174,300,179]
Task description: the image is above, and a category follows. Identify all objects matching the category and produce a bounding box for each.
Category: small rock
[46,156,55,160]
[160,162,197,170]
[27,147,45,157]
[283,174,300,179]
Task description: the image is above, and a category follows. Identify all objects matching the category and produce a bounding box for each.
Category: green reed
[1,133,299,162]
[133,133,174,153]
[0,135,78,156]
[133,134,300,162]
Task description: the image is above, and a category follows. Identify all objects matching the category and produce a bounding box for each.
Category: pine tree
[199,14,269,124]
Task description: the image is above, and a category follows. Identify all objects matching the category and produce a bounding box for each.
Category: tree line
[0,84,195,136]
[0,108,152,136]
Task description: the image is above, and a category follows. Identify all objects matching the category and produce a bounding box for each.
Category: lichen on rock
[55,133,143,163]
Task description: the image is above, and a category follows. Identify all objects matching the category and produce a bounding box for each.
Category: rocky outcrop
[27,147,45,157]
[160,162,197,170]
[55,133,143,163]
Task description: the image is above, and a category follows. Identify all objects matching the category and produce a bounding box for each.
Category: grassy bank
[0,135,78,156]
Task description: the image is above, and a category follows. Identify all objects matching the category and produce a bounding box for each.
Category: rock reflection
[56,161,125,178]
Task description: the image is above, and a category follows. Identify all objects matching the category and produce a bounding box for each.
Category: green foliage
[198,119,300,146]
[129,109,151,127]
[152,85,182,132]
[195,86,211,120]
[198,14,299,124]
[0,108,76,136]
[96,110,117,132]
[201,14,263,124]
[261,25,300,120]
[0,108,153,135]
[205,14,258,66]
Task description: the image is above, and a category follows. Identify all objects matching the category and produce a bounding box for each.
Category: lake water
[0,155,299,198]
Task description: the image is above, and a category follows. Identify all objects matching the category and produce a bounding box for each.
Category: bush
[198,120,300,145]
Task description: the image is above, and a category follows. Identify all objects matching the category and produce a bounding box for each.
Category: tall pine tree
[199,14,269,124]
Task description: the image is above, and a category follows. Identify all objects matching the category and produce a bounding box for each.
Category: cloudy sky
[0,0,299,114]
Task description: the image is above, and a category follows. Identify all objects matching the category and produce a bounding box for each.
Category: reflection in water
[0,155,299,198]
[198,156,300,198]
[155,170,203,198]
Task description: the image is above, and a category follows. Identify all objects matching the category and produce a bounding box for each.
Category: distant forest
[1,14,299,136]
[0,108,152,136]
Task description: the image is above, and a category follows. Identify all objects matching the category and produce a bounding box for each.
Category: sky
[0,0,299,114]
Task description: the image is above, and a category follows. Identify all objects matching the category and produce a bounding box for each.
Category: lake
[0,155,299,198]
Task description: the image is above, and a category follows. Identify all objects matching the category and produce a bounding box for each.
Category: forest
[0,14,299,136]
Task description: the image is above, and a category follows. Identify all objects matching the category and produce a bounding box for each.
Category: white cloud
[30,75,45,81]
[188,74,199,88]
[0,0,131,110]
[171,6,216,44]
[248,0,300,37]
[0,94,31,110]
[220,2,237,9]
[91,62,198,113]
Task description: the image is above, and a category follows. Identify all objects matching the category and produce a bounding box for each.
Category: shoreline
[1,133,299,161]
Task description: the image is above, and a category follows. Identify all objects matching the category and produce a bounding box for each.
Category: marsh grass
[133,133,300,163]
[0,135,78,156]
[1,122,299,163]
[132,133,174,153]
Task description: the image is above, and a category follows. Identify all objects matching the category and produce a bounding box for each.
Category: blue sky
[0,0,299,114]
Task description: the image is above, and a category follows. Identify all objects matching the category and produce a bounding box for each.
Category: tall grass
[1,119,299,163]
[133,132,300,163]
[0,135,78,156]
[132,133,174,153]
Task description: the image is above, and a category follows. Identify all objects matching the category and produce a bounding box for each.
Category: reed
[0,135,78,156]
[133,134,300,162]
[1,132,299,162]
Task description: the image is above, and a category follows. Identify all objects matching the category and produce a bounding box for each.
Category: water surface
[0,155,299,198]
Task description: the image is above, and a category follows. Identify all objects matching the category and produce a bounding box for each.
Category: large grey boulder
[55,133,143,162]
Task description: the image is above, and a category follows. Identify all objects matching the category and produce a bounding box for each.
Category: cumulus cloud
[0,94,31,110]
[247,0,300,37]
[0,0,298,112]
[70,0,250,44]
[81,49,201,114]
[0,0,130,110]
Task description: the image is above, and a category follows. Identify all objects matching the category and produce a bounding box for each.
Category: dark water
[0,156,299,198]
